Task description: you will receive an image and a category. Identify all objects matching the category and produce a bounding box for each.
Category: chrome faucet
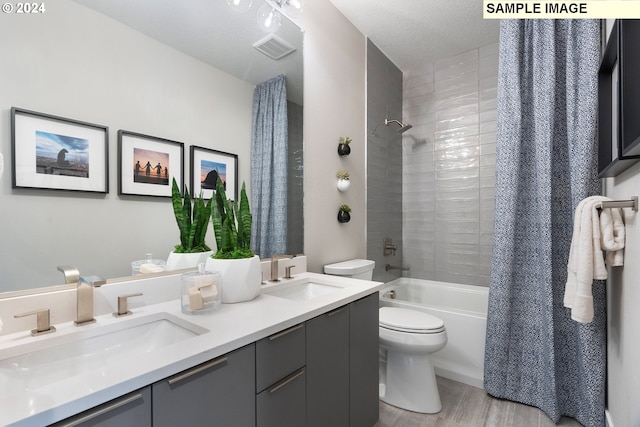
[75,275,106,326]
[270,254,293,281]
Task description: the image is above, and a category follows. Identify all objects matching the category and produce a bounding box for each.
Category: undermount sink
[0,312,207,392]
[264,281,344,301]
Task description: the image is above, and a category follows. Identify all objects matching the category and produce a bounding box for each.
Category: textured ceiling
[329,0,500,71]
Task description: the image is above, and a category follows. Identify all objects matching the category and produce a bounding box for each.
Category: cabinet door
[51,387,151,427]
[350,293,380,427]
[306,305,350,427]
[152,344,255,427]
[256,367,306,427]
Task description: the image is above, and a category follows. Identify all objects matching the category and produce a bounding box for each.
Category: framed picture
[190,146,238,201]
[11,107,108,193]
[118,130,184,197]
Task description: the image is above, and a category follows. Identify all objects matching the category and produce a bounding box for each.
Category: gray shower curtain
[251,74,288,259]
[484,20,605,426]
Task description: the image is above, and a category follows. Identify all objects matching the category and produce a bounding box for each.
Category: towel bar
[597,196,638,211]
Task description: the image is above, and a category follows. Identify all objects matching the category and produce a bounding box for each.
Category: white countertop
[0,272,382,426]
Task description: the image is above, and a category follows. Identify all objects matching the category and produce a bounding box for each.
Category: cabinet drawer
[152,343,255,427]
[256,322,305,392]
[256,367,306,427]
[51,387,151,427]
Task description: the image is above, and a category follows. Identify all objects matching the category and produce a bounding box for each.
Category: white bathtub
[379,278,489,389]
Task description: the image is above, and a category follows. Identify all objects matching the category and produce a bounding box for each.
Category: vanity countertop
[0,272,383,427]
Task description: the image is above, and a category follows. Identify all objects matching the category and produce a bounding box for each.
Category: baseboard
[433,366,484,389]
[605,409,614,427]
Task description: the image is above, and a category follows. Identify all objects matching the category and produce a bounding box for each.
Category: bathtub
[379,278,489,389]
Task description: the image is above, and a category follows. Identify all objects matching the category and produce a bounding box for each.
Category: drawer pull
[328,306,347,317]
[268,323,303,341]
[269,368,305,394]
[167,356,228,385]
[59,392,143,427]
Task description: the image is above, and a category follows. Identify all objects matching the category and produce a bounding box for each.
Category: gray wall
[366,40,404,283]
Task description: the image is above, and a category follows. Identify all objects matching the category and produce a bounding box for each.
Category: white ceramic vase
[337,178,350,192]
[165,251,213,271]
[205,255,261,303]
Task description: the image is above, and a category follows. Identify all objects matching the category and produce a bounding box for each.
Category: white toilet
[324,259,447,414]
[323,258,376,280]
[379,306,447,413]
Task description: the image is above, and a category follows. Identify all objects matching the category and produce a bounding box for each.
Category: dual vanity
[0,266,383,426]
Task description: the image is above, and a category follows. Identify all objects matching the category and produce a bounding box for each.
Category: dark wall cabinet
[598,19,640,177]
[53,293,379,427]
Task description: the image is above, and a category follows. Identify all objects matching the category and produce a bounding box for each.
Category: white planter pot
[337,178,351,192]
[165,251,213,271]
[205,255,261,303]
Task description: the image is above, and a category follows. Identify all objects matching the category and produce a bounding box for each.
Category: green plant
[171,178,212,253]
[211,177,254,259]
[339,204,351,213]
[339,136,352,145]
[336,170,350,180]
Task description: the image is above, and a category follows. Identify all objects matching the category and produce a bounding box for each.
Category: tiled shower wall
[402,44,498,287]
[367,40,404,283]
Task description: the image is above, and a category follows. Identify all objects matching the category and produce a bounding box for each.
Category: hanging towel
[564,196,625,323]
[600,205,625,266]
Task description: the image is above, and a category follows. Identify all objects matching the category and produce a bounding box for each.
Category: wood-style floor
[375,376,584,427]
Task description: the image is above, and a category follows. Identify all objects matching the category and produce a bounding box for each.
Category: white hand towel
[600,206,625,266]
[564,196,610,323]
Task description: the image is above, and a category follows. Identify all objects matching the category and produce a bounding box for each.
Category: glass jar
[131,253,166,275]
[181,264,222,315]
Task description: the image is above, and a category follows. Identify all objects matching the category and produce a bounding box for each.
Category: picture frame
[190,146,238,201]
[11,107,109,193]
[118,130,184,197]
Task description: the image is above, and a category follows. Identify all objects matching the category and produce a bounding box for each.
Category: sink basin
[265,281,343,301]
[0,312,207,392]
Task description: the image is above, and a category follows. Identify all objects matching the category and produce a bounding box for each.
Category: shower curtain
[484,20,605,426]
[251,74,288,259]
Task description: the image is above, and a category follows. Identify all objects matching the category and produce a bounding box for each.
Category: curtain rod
[597,196,638,211]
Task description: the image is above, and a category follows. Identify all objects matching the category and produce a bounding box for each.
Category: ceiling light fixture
[226,0,253,13]
[257,3,281,33]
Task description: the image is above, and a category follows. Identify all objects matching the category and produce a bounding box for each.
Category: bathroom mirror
[0,0,303,294]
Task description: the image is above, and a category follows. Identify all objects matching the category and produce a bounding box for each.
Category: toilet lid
[379,307,445,333]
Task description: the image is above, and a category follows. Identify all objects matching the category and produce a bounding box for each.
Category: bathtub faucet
[385,264,409,272]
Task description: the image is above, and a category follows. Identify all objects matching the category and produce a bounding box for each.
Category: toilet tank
[323,259,375,280]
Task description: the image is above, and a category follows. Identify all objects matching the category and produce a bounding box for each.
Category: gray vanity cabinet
[152,343,255,427]
[255,323,306,427]
[349,293,380,427]
[306,305,350,427]
[51,387,152,427]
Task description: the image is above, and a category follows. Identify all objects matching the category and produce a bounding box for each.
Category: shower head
[385,118,413,133]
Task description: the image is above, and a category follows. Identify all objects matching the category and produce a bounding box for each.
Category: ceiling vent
[253,34,296,60]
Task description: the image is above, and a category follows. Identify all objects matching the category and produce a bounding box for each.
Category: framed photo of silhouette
[11,107,108,193]
[190,146,238,201]
[118,130,184,197]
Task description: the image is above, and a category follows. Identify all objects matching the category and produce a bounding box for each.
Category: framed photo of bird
[190,146,238,202]
[11,107,108,193]
[118,130,184,197]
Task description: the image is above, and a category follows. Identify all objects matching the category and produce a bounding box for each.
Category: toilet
[324,259,447,414]
[379,307,447,413]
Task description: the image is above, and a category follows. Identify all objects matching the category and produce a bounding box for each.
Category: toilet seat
[379,307,445,334]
